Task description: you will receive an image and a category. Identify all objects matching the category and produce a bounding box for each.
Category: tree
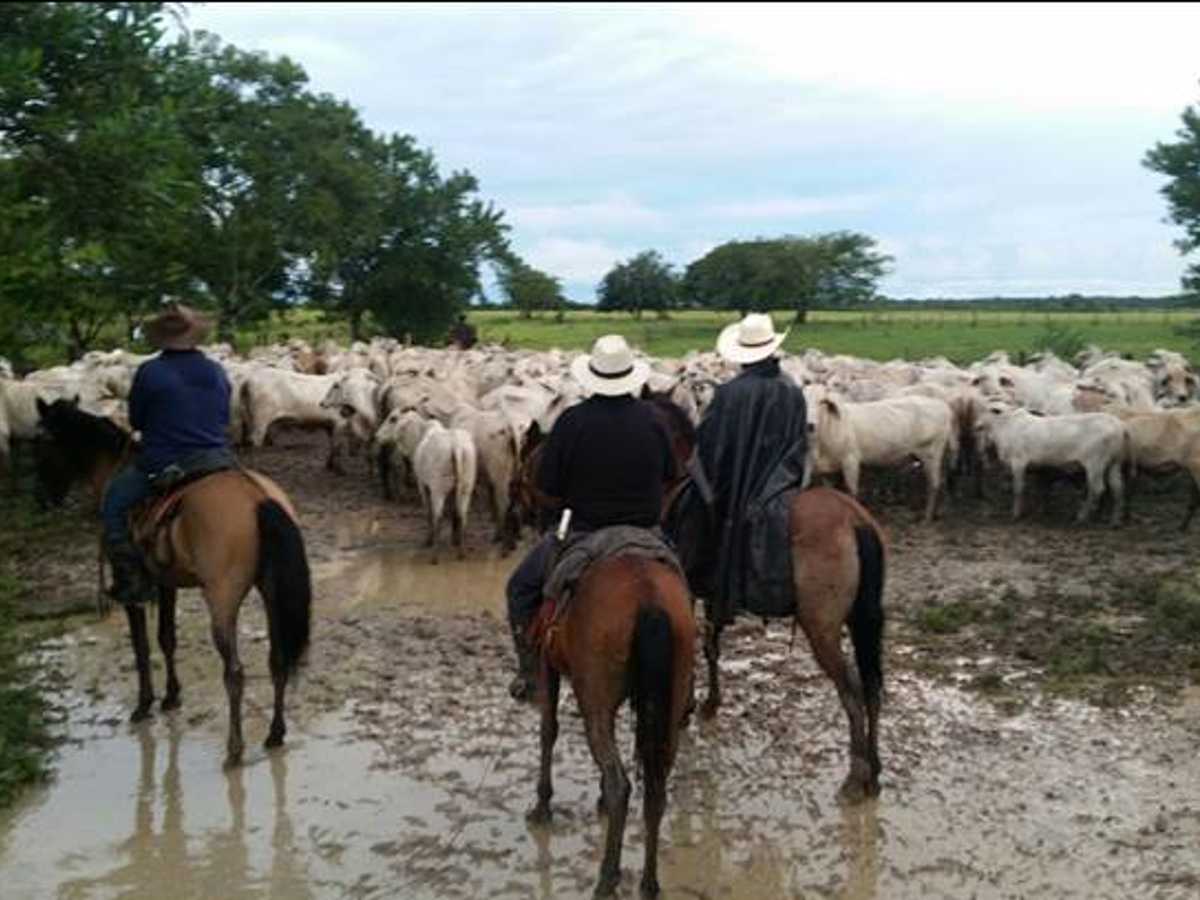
[0,2,199,360]
[682,232,892,323]
[498,259,565,319]
[310,132,511,344]
[597,250,679,318]
[1145,88,1200,293]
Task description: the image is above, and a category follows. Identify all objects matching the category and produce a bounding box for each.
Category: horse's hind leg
[526,668,560,825]
[804,624,873,803]
[701,617,724,719]
[125,603,155,722]
[158,586,181,711]
[586,709,631,898]
[208,599,246,767]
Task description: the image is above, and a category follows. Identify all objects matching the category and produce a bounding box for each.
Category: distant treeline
[479,293,1199,314]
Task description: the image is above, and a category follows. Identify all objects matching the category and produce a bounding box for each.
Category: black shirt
[536,394,674,530]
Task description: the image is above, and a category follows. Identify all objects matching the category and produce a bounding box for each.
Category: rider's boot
[107,539,155,606]
[508,617,538,702]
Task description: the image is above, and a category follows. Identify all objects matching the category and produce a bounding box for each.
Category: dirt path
[2,434,1199,898]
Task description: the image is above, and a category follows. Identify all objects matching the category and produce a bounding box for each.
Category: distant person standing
[448,313,478,350]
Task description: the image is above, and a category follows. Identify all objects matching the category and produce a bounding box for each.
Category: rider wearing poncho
[683,312,808,624]
[505,334,674,701]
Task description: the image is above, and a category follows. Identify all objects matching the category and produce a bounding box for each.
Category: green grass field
[17,306,1200,369]
[460,308,1200,364]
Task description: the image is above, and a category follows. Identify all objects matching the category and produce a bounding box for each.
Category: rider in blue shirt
[101,303,233,605]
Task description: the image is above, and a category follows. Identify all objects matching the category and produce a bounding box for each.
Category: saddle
[529,525,684,658]
[129,465,234,565]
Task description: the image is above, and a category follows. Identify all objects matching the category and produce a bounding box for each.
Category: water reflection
[839,801,882,900]
[46,723,313,900]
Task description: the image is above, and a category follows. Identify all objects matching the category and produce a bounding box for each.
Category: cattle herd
[3,338,1200,547]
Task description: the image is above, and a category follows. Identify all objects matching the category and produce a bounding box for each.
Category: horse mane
[644,392,696,449]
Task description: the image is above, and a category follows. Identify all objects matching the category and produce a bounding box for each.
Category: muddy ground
[2,432,1199,899]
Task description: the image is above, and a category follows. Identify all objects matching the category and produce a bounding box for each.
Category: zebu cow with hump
[375,410,477,563]
[972,401,1126,526]
[803,391,958,522]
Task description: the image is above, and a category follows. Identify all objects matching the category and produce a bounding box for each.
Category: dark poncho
[670,357,807,624]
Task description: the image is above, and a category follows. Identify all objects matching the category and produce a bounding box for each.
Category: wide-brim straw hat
[570,334,651,397]
[716,312,789,364]
[146,303,212,351]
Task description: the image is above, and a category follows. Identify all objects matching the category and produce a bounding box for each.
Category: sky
[179,2,1200,302]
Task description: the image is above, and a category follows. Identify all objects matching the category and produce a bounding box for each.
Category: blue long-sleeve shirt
[129,349,231,473]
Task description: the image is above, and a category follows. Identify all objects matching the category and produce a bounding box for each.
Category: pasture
[1,418,1199,897]
[230,306,1200,365]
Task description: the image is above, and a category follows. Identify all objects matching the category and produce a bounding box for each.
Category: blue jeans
[506,533,558,627]
[101,465,153,548]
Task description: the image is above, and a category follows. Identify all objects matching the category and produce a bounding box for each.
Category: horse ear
[36,397,49,417]
[821,398,840,417]
[640,383,653,400]
[71,394,80,407]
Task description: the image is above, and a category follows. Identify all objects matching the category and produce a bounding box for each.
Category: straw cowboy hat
[570,334,651,397]
[145,302,212,351]
[716,312,789,364]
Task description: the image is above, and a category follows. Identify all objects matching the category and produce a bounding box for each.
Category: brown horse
[35,397,312,767]
[509,411,697,896]
[645,393,888,802]
[528,556,695,899]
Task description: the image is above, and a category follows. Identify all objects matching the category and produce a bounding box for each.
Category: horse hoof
[526,804,552,825]
[699,700,719,721]
[130,705,154,724]
[223,752,243,770]
[161,695,181,712]
[264,727,286,749]
[640,874,661,898]
[837,777,870,805]
[593,870,621,898]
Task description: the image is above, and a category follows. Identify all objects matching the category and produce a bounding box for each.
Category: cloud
[706,193,884,220]
[523,237,636,284]
[508,195,670,232]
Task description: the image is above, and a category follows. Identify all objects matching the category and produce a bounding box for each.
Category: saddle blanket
[543,525,684,609]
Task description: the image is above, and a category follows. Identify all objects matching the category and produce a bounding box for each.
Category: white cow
[449,404,523,551]
[973,403,1126,525]
[804,393,958,521]
[377,411,477,563]
[1146,349,1199,407]
[240,368,347,471]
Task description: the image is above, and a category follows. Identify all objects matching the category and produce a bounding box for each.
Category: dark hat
[145,303,212,350]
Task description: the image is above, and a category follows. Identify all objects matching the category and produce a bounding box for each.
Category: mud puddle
[3,553,1200,899]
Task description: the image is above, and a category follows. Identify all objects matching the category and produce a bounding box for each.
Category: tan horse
[36,398,311,767]
[528,555,696,898]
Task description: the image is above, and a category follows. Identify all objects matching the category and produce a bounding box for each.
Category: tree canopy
[597,250,679,318]
[1144,88,1200,294]
[0,2,511,361]
[682,232,892,322]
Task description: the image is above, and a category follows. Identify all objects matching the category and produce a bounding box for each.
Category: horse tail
[849,524,886,710]
[256,499,312,675]
[632,600,674,798]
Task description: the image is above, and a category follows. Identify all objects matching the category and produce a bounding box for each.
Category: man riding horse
[505,334,675,701]
[683,312,809,624]
[101,303,236,607]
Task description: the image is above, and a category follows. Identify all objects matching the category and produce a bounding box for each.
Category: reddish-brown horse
[529,556,695,898]
[511,417,696,897]
[35,398,312,767]
[644,393,888,802]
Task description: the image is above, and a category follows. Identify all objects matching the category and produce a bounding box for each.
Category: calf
[974,404,1126,526]
[804,393,957,522]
